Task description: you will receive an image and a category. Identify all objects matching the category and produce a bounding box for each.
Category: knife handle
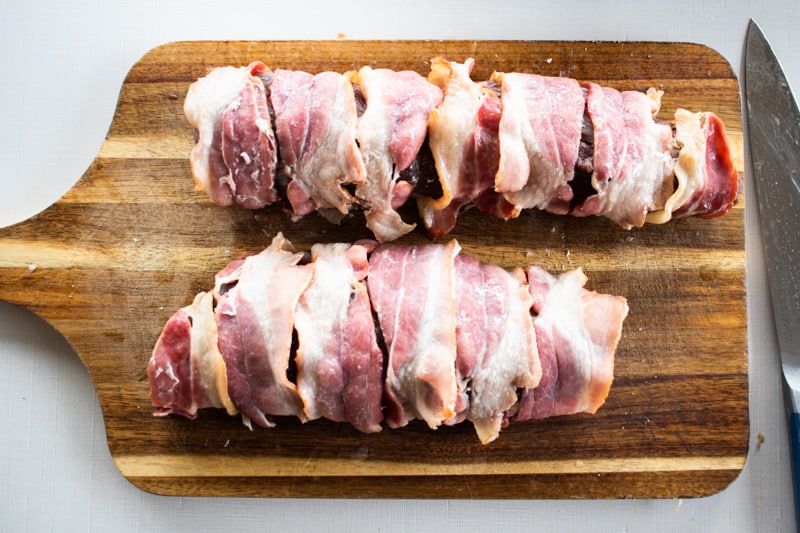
[790,413,800,530]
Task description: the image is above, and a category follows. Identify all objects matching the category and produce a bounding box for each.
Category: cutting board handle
[0,176,93,318]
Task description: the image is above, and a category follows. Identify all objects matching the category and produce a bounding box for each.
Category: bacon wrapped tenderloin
[148,234,629,444]
[184,58,739,241]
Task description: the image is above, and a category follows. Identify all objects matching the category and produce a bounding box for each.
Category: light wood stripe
[99,136,192,159]
[115,454,746,478]
[0,240,238,271]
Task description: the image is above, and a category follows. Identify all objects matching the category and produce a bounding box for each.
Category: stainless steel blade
[745,20,800,411]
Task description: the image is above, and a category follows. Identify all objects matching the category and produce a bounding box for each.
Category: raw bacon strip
[214,234,312,428]
[494,72,585,214]
[570,84,676,228]
[595,89,675,228]
[420,59,515,237]
[424,58,480,211]
[648,109,740,223]
[294,242,384,433]
[466,94,517,223]
[515,267,628,420]
[270,69,366,219]
[569,83,627,218]
[349,67,443,242]
[451,255,541,444]
[367,240,460,430]
[184,62,279,209]
[148,291,237,419]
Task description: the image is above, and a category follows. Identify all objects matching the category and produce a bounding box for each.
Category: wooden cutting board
[0,40,747,499]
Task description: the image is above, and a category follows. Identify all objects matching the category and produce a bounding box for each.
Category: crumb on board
[27,263,37,273]
[757,432,765,449]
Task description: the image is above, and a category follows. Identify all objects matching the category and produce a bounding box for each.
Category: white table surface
[1,1,797,531]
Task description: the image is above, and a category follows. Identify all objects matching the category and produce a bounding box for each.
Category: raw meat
[149,234,629,443]
[184,59,740,240]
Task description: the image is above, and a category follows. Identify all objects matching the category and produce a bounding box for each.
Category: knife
[745,19,800,529]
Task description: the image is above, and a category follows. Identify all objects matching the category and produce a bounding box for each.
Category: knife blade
[745,19,800,528]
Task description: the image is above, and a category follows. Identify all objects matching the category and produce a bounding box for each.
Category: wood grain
[0,40,747,498]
